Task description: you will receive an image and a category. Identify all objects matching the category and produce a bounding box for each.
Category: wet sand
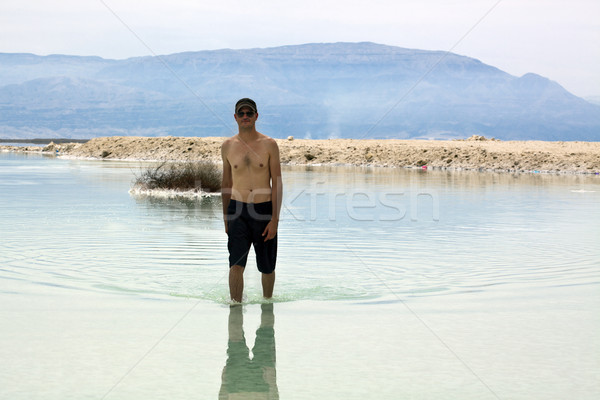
[2,135,599,174]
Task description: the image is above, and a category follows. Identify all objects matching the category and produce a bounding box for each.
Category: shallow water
[0,142,44,147]
[1,152,599,399]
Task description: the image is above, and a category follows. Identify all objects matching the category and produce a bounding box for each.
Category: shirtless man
[221,98,282,303]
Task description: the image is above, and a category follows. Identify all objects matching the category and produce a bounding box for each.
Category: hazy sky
[1,0,599,97]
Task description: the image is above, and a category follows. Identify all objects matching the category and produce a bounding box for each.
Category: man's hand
[262,219,278,242]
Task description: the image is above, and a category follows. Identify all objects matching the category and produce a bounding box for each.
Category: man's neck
[238,127,259,141]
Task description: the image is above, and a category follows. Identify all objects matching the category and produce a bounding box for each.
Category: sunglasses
[237,111,255,117]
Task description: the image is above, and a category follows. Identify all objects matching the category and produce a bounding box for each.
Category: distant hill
[585,96,600,106]
[1,42,599,141]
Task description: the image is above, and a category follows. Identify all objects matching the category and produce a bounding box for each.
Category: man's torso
[226,134,273,203]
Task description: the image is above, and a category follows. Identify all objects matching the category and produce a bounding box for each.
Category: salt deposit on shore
[2,136,599,174]
[128,187,221,199]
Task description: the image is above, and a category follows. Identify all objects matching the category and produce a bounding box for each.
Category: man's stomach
[230,187,272,203]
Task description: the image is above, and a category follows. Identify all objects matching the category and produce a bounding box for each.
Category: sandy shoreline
[2,136,599,174]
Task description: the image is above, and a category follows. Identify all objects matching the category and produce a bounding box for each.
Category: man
[221,98,282,303]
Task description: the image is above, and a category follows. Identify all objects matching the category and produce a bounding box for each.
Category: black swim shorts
[227,199,277,274]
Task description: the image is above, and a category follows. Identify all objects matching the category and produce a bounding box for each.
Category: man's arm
[263,139,282,241]
[221,141,233,233]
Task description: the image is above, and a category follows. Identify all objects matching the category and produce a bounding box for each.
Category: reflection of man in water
[221,98,282,303]
[219,303,278,399]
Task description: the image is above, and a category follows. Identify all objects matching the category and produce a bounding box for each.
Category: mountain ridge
[1,42,598,141]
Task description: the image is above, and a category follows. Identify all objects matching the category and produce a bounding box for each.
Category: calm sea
[1,152,599,399]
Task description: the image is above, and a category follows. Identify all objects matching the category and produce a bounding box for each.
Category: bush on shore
[133,161,222,193]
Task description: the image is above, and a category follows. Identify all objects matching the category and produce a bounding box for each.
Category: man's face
[235,106,257,128]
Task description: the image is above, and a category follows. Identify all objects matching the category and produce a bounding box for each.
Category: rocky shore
[2,135,599,174]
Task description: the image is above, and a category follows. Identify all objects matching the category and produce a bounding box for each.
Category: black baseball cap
[235,98,257,113]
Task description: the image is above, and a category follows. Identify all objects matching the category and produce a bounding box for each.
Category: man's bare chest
[228,146,270,171]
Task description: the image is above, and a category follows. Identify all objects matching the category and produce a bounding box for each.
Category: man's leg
[229,265,245,302]
[261,271,275,299]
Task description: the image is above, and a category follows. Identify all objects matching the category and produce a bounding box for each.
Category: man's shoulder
[258,134,279,148]
[221,135,238,149]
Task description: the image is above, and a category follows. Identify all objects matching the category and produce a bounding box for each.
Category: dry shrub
[134,161,222,192]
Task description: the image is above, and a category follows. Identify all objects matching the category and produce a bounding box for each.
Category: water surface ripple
[1,154,599,303]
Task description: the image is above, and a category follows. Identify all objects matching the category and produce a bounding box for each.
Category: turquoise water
[1,152,599,399]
